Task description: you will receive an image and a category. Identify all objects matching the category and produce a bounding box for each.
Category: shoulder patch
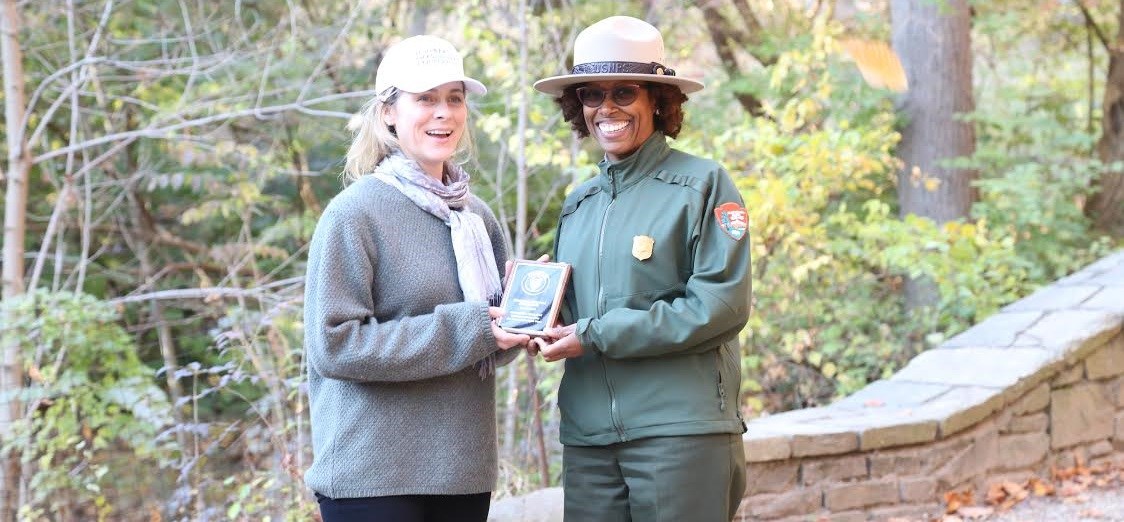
[714,202,748,240]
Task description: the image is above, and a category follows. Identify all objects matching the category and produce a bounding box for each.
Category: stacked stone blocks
[737,251,1124,521]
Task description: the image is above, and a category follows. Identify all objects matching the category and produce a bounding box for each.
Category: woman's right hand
[488,307,531,350]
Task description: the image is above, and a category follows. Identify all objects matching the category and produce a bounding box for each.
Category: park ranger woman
[533,15,753,522]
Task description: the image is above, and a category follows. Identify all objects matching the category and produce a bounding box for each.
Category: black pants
[315,492,491,522]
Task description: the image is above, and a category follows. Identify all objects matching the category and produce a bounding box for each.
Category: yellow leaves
[839,38,909,92]
[778,97,823,133]
[478,113,510,142]
[942,220,994,261]
[235,181,260,205]
[908,165,942,191]
[476,41,513,82]
[820,361,838,378]
[792,254,833,283]
[943,219,993,247]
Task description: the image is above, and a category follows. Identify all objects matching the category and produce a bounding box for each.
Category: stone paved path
[985,484,1124,521]
[488,484,1124,521]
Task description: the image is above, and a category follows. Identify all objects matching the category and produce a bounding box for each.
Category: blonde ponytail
[343,92,400,184]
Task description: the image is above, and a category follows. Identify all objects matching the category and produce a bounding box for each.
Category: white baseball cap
[374,35,487,97]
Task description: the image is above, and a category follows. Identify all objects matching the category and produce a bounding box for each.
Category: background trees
[1,0,31,517]
[0,0,1119,519]
[1088,0,1124,234]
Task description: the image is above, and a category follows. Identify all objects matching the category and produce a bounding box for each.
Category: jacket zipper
[597,172,626,441]
[716,349,727,412]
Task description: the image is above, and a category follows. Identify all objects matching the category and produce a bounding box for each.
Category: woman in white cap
[533,16,751,522]
[303,35,530,521]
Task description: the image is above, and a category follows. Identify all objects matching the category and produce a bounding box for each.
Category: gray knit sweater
[303,175,516,499]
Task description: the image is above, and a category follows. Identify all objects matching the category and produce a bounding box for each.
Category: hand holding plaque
[497,260,571,336]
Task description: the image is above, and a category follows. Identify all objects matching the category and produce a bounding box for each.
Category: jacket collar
[597,132,671,196]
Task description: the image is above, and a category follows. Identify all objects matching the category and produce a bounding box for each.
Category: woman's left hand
[538,324,583,362]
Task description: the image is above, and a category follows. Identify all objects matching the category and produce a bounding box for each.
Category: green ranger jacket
[554,132,752,447]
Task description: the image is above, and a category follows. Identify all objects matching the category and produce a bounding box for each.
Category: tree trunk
[1086,2,1124,236]
[513,0,551,487]
[0,0,28,519]
[891,0,978,309]
[694,0,774,117]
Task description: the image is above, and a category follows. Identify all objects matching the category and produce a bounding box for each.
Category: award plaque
[497,260,571,336]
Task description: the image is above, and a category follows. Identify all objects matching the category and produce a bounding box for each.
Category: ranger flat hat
[533,16,704,97]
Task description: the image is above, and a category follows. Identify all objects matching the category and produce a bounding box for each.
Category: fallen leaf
[1003,481,1029,501]
[1028,477,1055,496]
[944,489,974,514]
[1052,465,1075,481]
[986,483,1007,505]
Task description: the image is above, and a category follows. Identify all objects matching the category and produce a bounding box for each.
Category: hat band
[570,61,677,78]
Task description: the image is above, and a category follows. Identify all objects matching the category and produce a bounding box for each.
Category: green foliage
[677,12,1115,412]
[669,21,911,410]
[966,0,1119,280]
[1,291,174,521]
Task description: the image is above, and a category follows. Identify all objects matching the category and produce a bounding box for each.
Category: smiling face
[383,81,467,180]
[580,81,656,161]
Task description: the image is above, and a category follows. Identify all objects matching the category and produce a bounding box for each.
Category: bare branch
[176,0,200,102]
[25,0,112,147]
[1075,0,1110,52]
[109,276,304,305]
[695,0,765,116]
[32,90,375,164]
[296,3,360,103]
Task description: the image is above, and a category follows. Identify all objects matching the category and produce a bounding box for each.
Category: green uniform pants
[562,433,746,522]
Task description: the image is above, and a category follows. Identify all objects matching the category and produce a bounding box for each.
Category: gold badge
[632,235,654,261]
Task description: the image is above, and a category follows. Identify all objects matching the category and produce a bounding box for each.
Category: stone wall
[737,250,1124,521]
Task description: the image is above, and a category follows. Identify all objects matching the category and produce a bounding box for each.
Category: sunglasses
[575,84,644,108]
